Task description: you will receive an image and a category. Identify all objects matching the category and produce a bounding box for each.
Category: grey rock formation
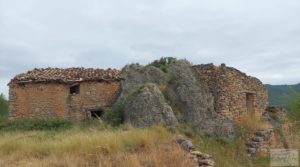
[121,60,236,137]
[181,140,195,151]
[123,83,178,127]
[120,64,168,98]
[166,60,236,136]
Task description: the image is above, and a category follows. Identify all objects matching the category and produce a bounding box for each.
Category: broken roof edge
[193,63,263,83]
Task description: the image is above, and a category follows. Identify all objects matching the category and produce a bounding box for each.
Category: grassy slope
[0,125,195,167]
[0,119,280,167]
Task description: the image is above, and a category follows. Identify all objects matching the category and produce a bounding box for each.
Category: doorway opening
[246,93,255,114]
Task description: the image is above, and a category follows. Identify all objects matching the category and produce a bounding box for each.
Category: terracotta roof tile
[9,67,121,84]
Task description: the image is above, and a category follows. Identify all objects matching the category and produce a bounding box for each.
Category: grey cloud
[1,0,300,96]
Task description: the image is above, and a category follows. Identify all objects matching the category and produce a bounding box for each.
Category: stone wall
[194,64,268,122]
[9,81,120,120]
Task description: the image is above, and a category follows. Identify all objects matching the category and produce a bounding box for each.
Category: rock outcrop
[123,83,179,127]
[120,64,168,98]
[120,60,236,137]
[166,60,236,136]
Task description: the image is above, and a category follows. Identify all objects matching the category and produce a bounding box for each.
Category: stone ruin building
[8,68,121,120]
[194,63,268,122]
[8,63,268,122]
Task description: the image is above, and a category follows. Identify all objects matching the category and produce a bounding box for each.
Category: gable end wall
[194,64,268,121]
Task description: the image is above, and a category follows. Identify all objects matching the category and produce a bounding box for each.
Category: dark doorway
[246,93,255,114]
[90,109,103,119]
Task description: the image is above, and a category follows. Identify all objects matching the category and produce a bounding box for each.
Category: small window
[90,109,103,119]
[70,85,80,94]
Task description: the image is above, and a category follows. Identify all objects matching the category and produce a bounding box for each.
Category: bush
[148,57,176,73]
[103,101,125,126]
[0,94,8,118]
[0,119,73,131]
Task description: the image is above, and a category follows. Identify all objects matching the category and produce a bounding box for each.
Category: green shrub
[0,94,8,118]
[0,119,73,131]
[103,101,125,126]
[148,57,176,73]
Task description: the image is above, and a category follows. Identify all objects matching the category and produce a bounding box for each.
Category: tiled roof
[9,67,121,84]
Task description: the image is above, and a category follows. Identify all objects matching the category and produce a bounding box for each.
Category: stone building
[194,63,268,122]
[8,62,268,124]
[8,68,121,120]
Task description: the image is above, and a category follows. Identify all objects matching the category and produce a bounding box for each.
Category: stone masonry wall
[194,64,268,122]
[9,81,120,120]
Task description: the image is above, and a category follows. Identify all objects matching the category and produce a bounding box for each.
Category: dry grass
[1,121,298,167]
[192,134,256,167]
[0,126,194,167]
[0,143,193,167]
[237,114,271,131]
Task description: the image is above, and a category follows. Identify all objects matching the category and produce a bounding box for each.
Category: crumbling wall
[194,64,268,121]
[67,81,121,120]
[9,81,120,120]
[9,83,69,119]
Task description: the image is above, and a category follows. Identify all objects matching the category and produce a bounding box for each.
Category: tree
[0,94,8,117]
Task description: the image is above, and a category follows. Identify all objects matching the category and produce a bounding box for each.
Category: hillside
[265,83,300,108]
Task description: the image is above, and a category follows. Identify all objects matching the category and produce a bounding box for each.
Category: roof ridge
[9,67,121,85]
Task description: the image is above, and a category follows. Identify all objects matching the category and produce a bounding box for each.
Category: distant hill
[265,83,300,109]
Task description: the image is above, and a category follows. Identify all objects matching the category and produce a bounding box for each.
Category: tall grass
[0,119,297,167]
[0,125,194,167]
[237,114,271,131]
[0,126,166,155]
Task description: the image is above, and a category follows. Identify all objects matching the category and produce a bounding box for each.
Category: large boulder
[120,64,168,98]
[120,59,236,137]
[123,83,179,127]
[166,60,236,136]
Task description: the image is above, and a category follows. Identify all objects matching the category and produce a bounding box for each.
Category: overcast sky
[1,0,300,97]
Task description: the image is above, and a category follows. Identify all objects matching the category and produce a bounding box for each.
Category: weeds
[103,101,124,126]
[0,119,73,131]
[237,114,270,132]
